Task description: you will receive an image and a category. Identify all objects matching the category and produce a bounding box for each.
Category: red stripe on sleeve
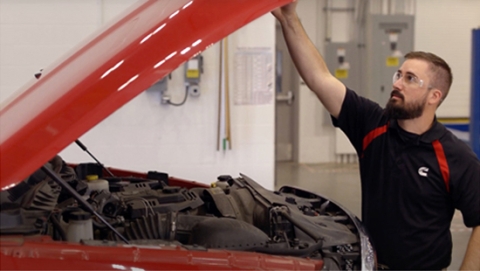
[362,124,388,152]
[432,140,450,193]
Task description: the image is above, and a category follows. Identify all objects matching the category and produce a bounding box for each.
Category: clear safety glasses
[392,71,428,88]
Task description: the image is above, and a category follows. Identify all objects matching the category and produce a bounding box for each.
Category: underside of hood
[0,0,292,189]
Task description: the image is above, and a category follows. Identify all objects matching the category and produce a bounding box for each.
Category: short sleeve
[331,88,386,154]
[450,148,480,227]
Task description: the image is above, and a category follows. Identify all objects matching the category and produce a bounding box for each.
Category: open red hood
[0,0,292,189]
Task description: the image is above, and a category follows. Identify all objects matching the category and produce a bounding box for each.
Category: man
[272,1,480,270]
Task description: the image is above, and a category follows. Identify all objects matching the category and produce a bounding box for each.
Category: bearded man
[273,2,480,270]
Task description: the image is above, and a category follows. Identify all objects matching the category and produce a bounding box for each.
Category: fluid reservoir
[66,211,93,243]
[86,174,109,193]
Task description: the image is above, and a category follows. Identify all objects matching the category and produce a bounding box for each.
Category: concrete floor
[275,161,472,270]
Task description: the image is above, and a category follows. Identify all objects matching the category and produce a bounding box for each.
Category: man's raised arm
[272,1,346,119]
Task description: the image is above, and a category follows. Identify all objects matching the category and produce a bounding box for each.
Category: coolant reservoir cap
[86,175,99,181]
[69,211,92,221]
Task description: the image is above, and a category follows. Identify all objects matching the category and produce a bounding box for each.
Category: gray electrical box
[148,76,168,93]
[364,15,414,106]
[325,42,362,94]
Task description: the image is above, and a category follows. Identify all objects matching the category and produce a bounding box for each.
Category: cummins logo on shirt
[418,167,429,177]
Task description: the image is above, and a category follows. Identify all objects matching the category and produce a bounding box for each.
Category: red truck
[0,1,376,270]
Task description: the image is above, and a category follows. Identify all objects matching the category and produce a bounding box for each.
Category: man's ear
[429,88,443,106]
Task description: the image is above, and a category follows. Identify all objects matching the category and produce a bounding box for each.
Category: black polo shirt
[332,88,480,270]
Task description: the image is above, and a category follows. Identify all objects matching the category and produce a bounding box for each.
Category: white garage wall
[415,0,480,117]
[0,0,276,189]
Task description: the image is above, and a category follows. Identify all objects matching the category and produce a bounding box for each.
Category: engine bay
[0,155,363,270]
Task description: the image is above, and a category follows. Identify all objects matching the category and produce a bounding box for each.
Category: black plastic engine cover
[190,217,269,249]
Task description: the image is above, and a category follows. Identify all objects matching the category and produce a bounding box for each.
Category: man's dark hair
[404,51,453,105]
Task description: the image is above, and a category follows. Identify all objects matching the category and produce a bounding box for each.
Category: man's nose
[393,77,403,89]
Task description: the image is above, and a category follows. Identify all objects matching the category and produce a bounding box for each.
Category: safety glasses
[392,71,432,89]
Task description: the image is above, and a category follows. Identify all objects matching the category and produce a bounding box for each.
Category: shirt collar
[388,116,447,143]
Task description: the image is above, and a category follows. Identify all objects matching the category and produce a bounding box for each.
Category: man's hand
[271,1,297,23]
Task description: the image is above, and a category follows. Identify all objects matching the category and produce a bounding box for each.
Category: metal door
[275,23,299,162]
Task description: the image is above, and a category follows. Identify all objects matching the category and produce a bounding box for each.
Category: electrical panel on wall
[184,54,203,97]
[145,74,172,104]
[325,43,360,157]
[325,42,362,95]
[145,54,203,106]
[364,15,414,106]
[323,42,363,123]
[149,76,168,93]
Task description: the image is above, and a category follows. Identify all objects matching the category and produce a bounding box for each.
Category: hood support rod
[75,140,115,177]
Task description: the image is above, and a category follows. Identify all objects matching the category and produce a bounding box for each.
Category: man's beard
[384,90,427,119]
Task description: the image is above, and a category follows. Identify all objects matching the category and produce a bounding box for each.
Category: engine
[0,157,364,270]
